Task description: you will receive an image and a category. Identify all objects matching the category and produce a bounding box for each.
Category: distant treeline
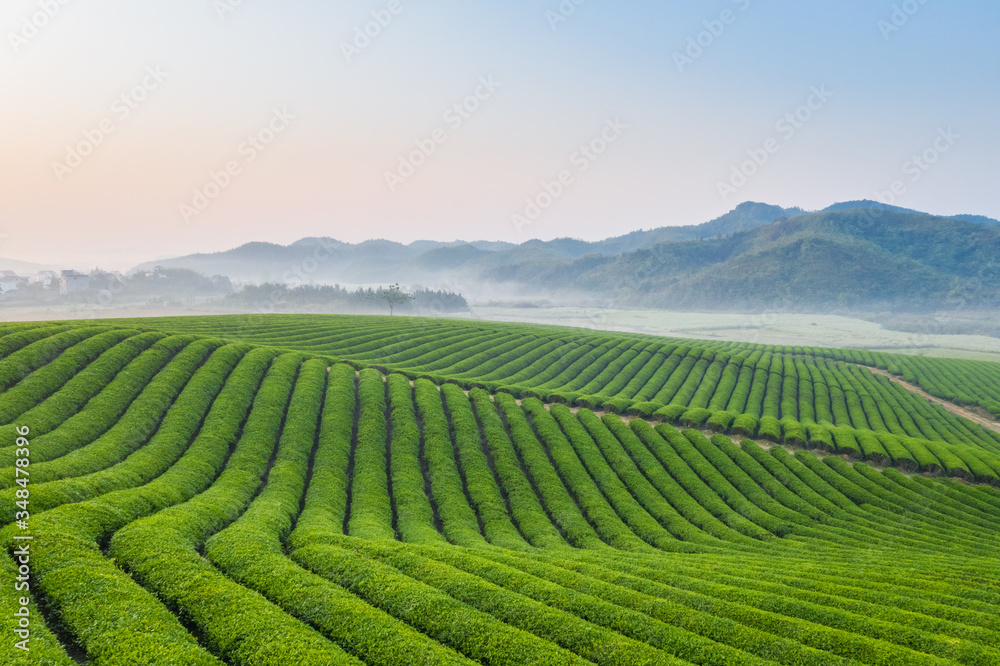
[1,267,232,306]
[94,269,233,298]
[1,267,469,315]
[228,283,469,314]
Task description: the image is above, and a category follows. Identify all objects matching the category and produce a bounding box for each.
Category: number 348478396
[14,426,30,523]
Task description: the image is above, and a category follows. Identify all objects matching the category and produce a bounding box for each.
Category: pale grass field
[464,307,1000,362]
[4,303,999,362]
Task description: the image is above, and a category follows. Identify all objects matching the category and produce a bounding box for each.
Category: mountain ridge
[126,202,1000,311]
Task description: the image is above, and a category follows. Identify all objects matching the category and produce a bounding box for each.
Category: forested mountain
[821,200,1000,227]
[503,209,1000,310]
[129,203,1000,311]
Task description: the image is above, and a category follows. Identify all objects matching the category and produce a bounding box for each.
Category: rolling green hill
[111,314,1000,428]
[1,316,999,665]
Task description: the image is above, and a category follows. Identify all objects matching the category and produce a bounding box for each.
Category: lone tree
[373,283,415,315]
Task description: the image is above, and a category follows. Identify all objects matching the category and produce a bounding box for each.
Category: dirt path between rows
[857,365,1000,435]
[533,366,1000,436]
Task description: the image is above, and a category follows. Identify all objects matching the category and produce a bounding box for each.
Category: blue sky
[2,0,998,268]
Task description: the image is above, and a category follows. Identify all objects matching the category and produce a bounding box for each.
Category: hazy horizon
[6,196,997,275]
[4,1,999,270]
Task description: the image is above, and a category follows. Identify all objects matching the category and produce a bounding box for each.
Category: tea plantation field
[1,315,999,665]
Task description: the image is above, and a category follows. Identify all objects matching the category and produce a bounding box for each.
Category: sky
[2,0,999,270]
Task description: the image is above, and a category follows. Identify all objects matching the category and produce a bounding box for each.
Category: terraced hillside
[1,318,999,665]
[103,315,1000,418]
[102,315,1000,480]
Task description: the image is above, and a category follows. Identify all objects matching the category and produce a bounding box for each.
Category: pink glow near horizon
[2,1,997,271]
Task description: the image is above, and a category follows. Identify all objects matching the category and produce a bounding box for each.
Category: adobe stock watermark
[7,0,73,54]
[546,0,589,31]
[878,0,931,41]
[385,75,502,192]
[229,236,342,330]
[51,66,169,183]
[280,237,341,288]
[341,0,407,64]
[245,237,342,321]
[673,0,753,73]
[717,85,833,202]
[511,117,628,234]
[902,264,994,350]
[179,108,295,224]
[214,0,248,21]
[874,127,959,207]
